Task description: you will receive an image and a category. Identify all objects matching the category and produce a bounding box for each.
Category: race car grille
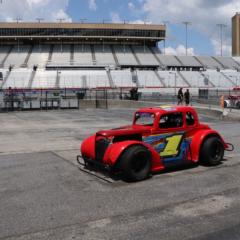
[95,137,110,162]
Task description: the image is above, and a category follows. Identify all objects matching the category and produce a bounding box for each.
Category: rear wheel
[119,145,151,182]
[200,137,224,166]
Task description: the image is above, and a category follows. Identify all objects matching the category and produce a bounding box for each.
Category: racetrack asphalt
[0,108,240,240]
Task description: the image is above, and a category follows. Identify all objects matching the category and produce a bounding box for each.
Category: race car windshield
[135,112,155,126]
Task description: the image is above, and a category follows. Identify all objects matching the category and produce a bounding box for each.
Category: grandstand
[0,21,240,94]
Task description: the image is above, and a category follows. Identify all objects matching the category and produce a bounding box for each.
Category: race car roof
[136,105,196,115]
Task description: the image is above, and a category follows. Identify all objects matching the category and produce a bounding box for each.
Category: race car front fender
[103,141,164,171]
[81,134,96,160]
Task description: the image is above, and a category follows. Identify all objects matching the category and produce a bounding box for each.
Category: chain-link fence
[0,88,240,112]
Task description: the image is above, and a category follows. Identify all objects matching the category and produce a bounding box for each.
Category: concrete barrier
[78,99,240,121]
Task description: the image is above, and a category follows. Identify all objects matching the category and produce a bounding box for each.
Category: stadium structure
[0,21,240,96]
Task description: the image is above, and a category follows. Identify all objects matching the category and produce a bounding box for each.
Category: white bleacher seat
[196,56,222,69]
[111,69,135,88]
[156,55,182,67]
[214,57,240,69]
[28,45,50,67]
[51,45,71,65]
[221,70,240,86]
[137,70,163,87]
[203,70,234,88]
[177,56,202,67]
[132,46,159,65]
[4,45,31,67]
[0,46,11,64]
[0,68,8,80]
[233,57,240,64]
[157,71,188,87]
[180,71,206,87]
[32,70,57,89]
[3,69,32,89]
[73,44,93,65]
[59,71,84,88]
[59,70,109,89]
[94,45,115,66]
[113,45,137,65]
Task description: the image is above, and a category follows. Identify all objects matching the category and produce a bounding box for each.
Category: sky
[0,0,239,56]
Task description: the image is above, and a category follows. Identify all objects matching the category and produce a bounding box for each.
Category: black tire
[119,145,151,182]
[200,137,224,166]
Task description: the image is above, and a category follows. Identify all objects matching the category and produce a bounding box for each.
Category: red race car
[78,106,233,181]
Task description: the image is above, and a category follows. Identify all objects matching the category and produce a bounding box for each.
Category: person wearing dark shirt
[184,89,190,106]
[177,88,183,105]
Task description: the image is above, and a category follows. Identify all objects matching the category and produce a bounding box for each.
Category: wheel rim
[210,141,222,160]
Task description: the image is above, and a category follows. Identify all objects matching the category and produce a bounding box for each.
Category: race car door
[151,112,190,167]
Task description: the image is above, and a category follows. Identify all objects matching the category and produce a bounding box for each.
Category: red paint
[81,106,229,172]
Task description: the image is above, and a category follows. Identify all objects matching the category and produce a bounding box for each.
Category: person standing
[184,89,190,106]
[177,88,183,105]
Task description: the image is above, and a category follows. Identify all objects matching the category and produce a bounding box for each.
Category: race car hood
[96,125,151,137]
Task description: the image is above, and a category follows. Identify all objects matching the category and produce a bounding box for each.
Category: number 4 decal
[160,134,184,157]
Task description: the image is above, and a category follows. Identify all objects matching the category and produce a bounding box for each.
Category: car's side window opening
[159,112,183,128]
[135,112,155,126]
[186,112,195,126]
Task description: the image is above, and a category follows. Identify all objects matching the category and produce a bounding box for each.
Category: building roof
[0,22,165,31]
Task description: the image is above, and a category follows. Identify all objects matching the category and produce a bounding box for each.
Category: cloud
[0,0,71,22]
[128,2,135,10]
[165,45,195,56]
[140,0,238,55]
[88,0,97,11]
[211,39,231,56]
[110,12,122,23]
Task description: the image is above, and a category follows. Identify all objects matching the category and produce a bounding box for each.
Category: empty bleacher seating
[110,69,135,88]
[180,71,207,87]
[59,70,109,89]
[3,69,32,89]
[28,45,50,68]
[157,55,182,67]
[137,70,164,87]
[94,45,116,66]
[132,46,159,66]
[32,70,57,89]
[202,70,235,88]
[196,56,223,69]
[157,71,189,87]
[73,44,93,66]
[0,46,11,65]
[4,45,31,68]
[176,56,202,68]
[50,45,71,65]
[214,57,240,70]
[113,45,137,65]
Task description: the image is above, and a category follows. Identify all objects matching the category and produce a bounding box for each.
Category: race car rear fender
[103,141,165,172]
[190,130,227,162]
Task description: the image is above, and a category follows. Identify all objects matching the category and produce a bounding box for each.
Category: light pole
[216,23,227,56]
[36,18,44,23]
[182,21,191,56]
[57,18,65,23]
[15,17,22,52]
[80,18,87,23]
[163,21,169,55]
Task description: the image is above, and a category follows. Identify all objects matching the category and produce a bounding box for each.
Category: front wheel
[119,145,151,182]
[200,137,224,166]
